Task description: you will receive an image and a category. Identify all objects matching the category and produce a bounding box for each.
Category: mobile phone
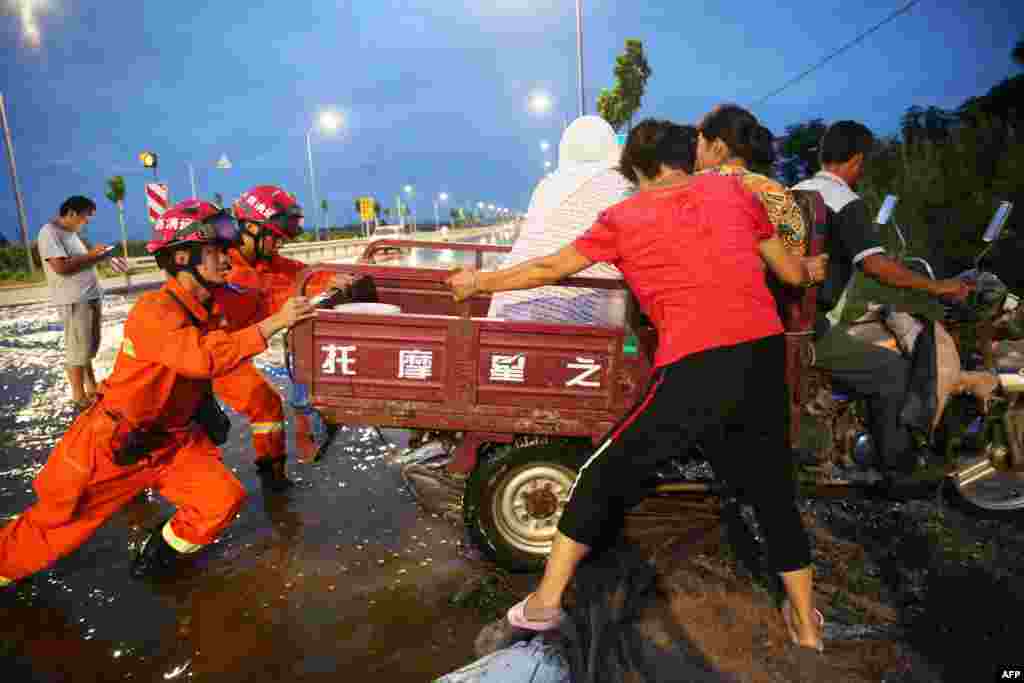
[875,195,898,225]
[983,201,1013,243]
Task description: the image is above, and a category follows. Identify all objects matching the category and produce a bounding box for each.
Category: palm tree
[105,176,130,283]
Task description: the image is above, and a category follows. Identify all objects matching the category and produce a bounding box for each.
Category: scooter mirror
[983,201,1013,243]
[875,194,898,225]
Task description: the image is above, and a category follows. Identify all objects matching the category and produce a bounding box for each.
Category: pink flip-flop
[506,594,566,631]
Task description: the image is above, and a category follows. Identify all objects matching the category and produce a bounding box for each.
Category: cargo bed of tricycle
[291,239,655,473]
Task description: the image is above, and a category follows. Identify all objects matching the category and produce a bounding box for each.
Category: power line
[752,0,921,106]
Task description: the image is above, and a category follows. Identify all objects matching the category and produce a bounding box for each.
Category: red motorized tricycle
[292,222,1024,572]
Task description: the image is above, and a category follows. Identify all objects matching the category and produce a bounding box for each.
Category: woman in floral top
[695,104,807,257]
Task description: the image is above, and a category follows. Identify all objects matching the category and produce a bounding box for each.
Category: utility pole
[575,0,585,117]
[0,93,35,275]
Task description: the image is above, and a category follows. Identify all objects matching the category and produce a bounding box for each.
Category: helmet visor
[262,205,304,239]
[174,211,239,245]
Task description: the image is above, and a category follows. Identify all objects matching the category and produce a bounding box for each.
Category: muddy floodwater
[1,318,501,681]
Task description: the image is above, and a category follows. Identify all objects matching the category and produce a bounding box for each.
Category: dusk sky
[1,0,1021,245]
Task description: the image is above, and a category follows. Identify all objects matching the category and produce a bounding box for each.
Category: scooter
[811,198,1024,514]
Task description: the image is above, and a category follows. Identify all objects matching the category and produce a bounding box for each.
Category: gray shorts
[61,299,101,366]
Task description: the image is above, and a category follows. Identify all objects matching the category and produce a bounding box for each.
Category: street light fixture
[306,108,344,240]
[403,184,416,231]
[527,89,569,132]
[434,191,449,230]
[528,91,552,115]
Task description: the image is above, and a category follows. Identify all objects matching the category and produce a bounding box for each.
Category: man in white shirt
[36,196,114,409]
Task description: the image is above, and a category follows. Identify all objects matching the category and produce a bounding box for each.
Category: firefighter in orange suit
[214,185,352,476]
[0,200,314,585]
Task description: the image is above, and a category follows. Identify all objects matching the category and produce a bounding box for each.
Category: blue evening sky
[1,0,1021,245]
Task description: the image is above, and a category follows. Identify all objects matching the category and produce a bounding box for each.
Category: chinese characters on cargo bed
[320,345,604,388]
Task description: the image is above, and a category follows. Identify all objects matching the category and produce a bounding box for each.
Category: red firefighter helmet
[232,185,304,240]
[145,199,239,254]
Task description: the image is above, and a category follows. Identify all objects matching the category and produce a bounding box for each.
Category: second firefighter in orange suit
[0,200,315,586]
[213,186,351,486]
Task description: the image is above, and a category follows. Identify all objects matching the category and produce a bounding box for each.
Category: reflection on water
[379,230,516,272]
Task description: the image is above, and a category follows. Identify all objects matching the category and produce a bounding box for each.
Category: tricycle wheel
[463,439,591,573]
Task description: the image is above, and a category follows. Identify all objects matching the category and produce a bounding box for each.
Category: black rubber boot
[312,422,341,464]
[257,458,294,493]
[131,520,180,579]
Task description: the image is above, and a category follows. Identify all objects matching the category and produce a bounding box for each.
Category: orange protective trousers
[213,361,286,465]
[0,408,246,582]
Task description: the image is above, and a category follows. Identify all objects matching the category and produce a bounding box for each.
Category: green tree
[596,39,652,132]
[104,175,130,265]
[957,40,1023,128]
[778,118,828,185]
[901,105,957,146]
[596,87,630,132]
[856,114,1023,286]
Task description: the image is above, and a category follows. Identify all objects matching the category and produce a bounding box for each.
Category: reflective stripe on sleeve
[162,521,203,554]
[251,422,284,435]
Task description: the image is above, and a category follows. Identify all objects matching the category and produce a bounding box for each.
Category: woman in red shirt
[448,120,828,653]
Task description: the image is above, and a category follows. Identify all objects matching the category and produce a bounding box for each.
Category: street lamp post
[403,184,416,232]
[306,109,343,241]
[305,131,320,241]
[187,162,198,198]
[434,191,449,231]
[0,93,33,275]
[575,0,585,117]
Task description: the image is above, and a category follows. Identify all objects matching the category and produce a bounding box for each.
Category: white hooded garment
[487,116,633,326]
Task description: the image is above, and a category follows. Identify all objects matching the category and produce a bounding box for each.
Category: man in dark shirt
[794,121,970,475]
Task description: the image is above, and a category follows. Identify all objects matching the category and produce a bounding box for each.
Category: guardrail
[121,224,516,273]
[0,223,520,308]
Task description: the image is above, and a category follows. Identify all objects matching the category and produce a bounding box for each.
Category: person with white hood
[488,115,633,326]
[400,116,633,508]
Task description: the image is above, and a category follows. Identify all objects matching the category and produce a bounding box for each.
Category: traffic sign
[358,196,376,221]
[146,183,169,223]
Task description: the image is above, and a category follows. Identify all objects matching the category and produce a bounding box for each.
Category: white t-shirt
[37,221,102,305]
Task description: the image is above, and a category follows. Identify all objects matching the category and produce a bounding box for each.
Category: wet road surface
[0,236,521,682]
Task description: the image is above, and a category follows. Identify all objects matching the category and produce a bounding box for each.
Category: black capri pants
[557,334,812,574]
